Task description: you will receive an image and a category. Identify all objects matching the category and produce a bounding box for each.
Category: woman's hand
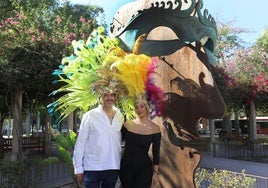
[151,172,159,187]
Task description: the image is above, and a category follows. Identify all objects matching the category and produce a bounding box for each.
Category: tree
[256,29,268,53]
[212,21,249,132]
[212,22,268,140]
[0,0,104,161]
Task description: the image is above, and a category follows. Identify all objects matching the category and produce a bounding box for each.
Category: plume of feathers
[48,27,164,122]
[48,27,120,121]
[145,58,164,116]
[110,53,164,118]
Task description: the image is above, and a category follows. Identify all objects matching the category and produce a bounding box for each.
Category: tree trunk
[209,119,215,142]
[0,136,3,159]
[234,111,240,133]
[26,107,31,136]
[11,89,23,161]
[67,112,74,132]
[223,114,232,131]
[37,111,40,132]
[249,101,257,141]
[209,119,215,154]
[0,113,3,159]
[44,111,52,155]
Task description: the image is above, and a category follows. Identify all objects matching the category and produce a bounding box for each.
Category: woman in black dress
[120,95,161,188]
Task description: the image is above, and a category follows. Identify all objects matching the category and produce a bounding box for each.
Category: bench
[2,137,43,152]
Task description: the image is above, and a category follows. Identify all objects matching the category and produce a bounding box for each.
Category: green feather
[51,27,119,121]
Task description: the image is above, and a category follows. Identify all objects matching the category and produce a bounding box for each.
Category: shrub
[195,167,256,188]
[0,158,44,187]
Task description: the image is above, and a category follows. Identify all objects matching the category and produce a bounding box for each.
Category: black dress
[119,126,161,188]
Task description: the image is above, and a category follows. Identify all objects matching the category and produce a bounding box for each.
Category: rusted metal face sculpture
[111,0,226,187]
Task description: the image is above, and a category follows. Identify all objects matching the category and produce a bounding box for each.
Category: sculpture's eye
[146,26,179,40]
[134,26,187,56]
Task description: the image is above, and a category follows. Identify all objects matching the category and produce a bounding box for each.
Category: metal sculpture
[111,0,226,187]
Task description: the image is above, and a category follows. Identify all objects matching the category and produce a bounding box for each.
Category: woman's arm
[153,164,159,175]
[121,124,127,142]
[151,133,161,186]
[152,133,161,165]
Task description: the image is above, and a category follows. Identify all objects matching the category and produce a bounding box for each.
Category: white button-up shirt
[73,105,124,174]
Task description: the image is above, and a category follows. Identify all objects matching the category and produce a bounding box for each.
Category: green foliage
[0,156,69,187]
[41,156,60,165]
[215,21,248,62]
[0,159,44,187]
[0,0,104,102]
[195,168,256,188]
[213,46,268,113]
[0,2,104,161]
[52,128,76,166]
[50,127,78,186]
[256,29,268,53]
[213,22,268,114]
[57,145,73,165]
[50,128,76,164]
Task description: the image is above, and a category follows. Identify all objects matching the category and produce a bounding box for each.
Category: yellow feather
[133,34,147,55]
[103,47,126,67]
[111,53,152,97]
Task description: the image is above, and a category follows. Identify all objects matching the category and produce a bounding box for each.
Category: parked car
[198,128,207,135]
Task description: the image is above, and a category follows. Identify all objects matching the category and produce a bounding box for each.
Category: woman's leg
[119,167,134,188]
[134,166,153,188]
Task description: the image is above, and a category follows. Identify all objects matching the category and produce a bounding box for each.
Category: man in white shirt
[73,88,124,188]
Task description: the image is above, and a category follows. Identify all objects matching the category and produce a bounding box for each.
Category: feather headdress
[48,27,164,121]
[48,27,120,121]
[110,52,164,118]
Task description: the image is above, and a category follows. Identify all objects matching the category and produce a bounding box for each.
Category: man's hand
[75,173,84,185]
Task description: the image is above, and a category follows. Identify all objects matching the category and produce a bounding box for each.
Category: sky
[68,0,267,45]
